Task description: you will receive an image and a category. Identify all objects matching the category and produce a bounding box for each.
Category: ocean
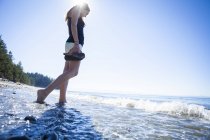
[0,86,210,139]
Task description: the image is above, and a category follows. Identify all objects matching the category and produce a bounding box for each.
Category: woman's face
[81,9,90,17]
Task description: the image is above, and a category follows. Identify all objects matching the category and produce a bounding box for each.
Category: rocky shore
[0,78,39,93]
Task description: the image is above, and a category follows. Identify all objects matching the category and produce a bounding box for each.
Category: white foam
[135,100,210,119]
[70,94,210,120]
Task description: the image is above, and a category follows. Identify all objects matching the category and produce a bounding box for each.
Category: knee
[74,71,79,77]
[66,70,79,78]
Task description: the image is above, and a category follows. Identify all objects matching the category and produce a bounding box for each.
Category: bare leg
[37,61,81,103]
[59,61,70,103]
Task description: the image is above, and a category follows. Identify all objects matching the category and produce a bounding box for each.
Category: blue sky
[0,0,210,96]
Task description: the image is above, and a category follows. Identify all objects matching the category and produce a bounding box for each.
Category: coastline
[0,78,39,93]
[0,78,103,139]
[0,78,210,139]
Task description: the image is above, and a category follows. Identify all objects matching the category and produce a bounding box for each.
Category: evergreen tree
[0,36,13,79]
[0,36,6,77]
[26,72,53,88]
[8,51,13,61]
[0,35,53,87]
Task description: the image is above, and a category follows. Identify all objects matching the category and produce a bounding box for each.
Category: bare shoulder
[69,6,81,18]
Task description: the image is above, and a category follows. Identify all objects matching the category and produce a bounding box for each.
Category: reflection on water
[0,87,210,139]
[0,89,103,140]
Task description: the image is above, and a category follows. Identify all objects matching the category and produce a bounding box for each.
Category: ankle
[59,99,67,103]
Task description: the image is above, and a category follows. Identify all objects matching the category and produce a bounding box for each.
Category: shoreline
[0,78,39,92]
[0,80,210,139]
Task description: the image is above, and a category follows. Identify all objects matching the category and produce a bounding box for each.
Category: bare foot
[36,89,48,104]
[59,99,67,104]
[57,101,67,106]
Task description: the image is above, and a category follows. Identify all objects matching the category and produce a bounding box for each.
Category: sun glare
[71,0,90,6]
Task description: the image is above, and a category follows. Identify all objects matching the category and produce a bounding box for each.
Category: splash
[70,94,210,120]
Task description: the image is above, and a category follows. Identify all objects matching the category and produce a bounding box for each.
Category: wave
[70,94,210,120]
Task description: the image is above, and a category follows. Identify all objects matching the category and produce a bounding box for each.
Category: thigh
[68,60,81,72]
[63,61,69,72]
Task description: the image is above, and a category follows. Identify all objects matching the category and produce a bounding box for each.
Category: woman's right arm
[68,7,82,54]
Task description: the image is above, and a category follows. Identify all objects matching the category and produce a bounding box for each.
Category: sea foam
[70,94,210,120]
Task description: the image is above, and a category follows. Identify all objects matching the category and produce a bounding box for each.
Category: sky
[0,0,210,97]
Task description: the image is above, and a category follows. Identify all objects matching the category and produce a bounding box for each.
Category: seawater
[0,87,210,139]
[66,91,210,139]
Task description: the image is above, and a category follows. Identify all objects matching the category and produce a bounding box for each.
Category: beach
[0,79,102,139]
[0,79,210,140]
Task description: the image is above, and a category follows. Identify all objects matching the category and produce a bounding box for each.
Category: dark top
[66,17,85,46]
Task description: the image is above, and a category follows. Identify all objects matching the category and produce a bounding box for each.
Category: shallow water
[0,88,102,139]
[0,87,210,139]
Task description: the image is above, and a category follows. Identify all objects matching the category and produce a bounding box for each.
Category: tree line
[0,35,53,88]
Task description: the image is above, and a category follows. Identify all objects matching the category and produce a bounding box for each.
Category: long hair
[65,3,90,22]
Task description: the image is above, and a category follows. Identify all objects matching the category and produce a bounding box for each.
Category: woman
[36,3,90,104]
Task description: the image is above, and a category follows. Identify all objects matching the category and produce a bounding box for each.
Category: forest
[0,36,53,88]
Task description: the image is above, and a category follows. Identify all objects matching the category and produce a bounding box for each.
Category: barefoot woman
[36,3,90,103]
